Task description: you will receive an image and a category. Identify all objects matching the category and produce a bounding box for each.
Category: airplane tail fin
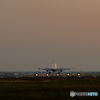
[52,63,57,69]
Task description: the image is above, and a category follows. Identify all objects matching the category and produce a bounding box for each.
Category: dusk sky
[0,0,100,71]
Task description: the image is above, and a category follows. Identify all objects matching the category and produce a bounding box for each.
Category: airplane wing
[38,68,53,71]
[56,68,74,71]
[38,68,74,72]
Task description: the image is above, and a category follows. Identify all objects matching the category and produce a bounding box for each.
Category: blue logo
[88,92,98,96]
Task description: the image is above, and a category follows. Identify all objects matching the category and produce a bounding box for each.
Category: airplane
[38,63,74,74]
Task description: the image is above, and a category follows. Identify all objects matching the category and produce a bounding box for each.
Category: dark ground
[0,77,100,100]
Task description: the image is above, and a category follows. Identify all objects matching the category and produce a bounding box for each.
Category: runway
[0,76,100,81]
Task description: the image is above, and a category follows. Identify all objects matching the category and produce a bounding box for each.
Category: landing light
[35,73,39,77]
[56,73,60,76]
[46,74,49,77]
[78,73,81,76]
[67,73,70,76]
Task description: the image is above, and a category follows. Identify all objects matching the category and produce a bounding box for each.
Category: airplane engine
[46,70,48,72]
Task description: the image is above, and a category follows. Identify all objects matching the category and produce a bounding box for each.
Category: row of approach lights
[35,73,81,77]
